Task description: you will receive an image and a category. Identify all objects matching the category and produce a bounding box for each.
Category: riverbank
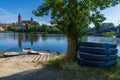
[44,56,120,80]
[0,54,120,80]
[0,61,42,77]
[0,52,58,80]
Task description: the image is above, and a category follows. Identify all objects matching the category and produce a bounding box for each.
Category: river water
[0,33,120,56]
[0,33,67,53]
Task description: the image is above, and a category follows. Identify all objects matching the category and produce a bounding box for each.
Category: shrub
[103,32,115,37]
[44,57,63,69]
[42,55,66,69]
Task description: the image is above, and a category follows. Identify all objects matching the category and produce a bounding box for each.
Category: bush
[8,26,18,32]
[43,55,66,69]
[103,32,115,37]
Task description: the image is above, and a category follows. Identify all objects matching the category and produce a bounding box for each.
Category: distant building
[0,14,39,30]
[0,26,4,31]
[17,14,39,29]
[0,23,11,30]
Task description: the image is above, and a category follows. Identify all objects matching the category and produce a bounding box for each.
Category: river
[0,33,120,56]
[0,33,67,53]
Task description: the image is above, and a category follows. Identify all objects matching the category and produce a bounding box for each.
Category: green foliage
[7,23,60,33]
[48,57,120,80]
[33,0,120,37]
[103,31,115,37]
[33,0,120,61]
[40,56,120,80]
[44,57,64,69]
[56,64,120,80]
[26,23,31,31]
[8,23,41,32]
[8,26,18,32]
[40,24,49,34]
[24,23,40,32]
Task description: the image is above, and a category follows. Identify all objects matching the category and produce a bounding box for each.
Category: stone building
[17,14,39,29]
[0,23,11,31]
[0,26,4,31]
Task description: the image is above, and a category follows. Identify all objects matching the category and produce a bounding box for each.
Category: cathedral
[18,14,38,27]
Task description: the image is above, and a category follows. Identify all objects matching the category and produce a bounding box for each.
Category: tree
[26,23,32,32]
[8,26,18,32]
[41,24,49,33]
[33,0,120,62]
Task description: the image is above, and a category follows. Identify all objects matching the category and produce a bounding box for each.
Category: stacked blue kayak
[78,42,118,67]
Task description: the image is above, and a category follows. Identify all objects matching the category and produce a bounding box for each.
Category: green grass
[0,51,4,57]
[56,63,120,80]
[42,55,64,69]
[44,56,120,80]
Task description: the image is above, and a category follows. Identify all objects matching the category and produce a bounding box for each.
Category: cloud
[0,8,17,23]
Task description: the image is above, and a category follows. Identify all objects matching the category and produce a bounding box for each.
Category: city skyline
[0,0,120,26]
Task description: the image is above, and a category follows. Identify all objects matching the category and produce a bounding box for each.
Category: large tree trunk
[66,35,78,62]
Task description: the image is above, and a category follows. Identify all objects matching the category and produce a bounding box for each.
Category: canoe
[79,52,117,61]
[3,52,21,57]
[22,48,33,53]
[77,59,117,67]
[79,42,117,49]
[79,47,118,55]
[28,50,39,55]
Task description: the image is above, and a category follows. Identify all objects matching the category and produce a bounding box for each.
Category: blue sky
[0,0,51,25]
[0,0,120,26]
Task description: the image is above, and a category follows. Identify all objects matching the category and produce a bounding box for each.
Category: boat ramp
[0,52,59,63]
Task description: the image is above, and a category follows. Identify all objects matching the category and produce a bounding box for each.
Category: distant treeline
[8,23,60,34]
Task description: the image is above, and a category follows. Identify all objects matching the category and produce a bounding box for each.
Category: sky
[0,0,120,26]
[0,0,51,25]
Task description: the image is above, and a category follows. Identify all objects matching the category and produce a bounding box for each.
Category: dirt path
[0,61,56,80]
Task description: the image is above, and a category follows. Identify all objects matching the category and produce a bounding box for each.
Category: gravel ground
[0,61,56,80]
[0,68,56,80]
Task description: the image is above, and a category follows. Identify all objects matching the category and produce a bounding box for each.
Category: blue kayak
[79,42,117,49]
[77,59,117,67]
[79,52,117,61]
[79,47,118,55]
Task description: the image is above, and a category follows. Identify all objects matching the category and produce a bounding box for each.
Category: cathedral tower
[18,14,22,25]
[30,17,33,24]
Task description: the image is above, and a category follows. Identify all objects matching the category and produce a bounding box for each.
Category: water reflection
[1,33,120,55]
[0,33,67,53]
[17,33,39,47]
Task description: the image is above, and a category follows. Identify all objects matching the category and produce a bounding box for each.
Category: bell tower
[30,17,33,24]
[18,14,22,25]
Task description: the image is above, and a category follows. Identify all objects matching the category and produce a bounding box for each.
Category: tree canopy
[33,0,120,61]
[33,0,120,37]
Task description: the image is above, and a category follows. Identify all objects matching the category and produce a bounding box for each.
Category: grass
[42,55,64,69]
[44,56,120,80]
[0,51,4,57]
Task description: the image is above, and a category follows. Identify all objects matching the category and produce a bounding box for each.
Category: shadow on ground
[0,68,56,80]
